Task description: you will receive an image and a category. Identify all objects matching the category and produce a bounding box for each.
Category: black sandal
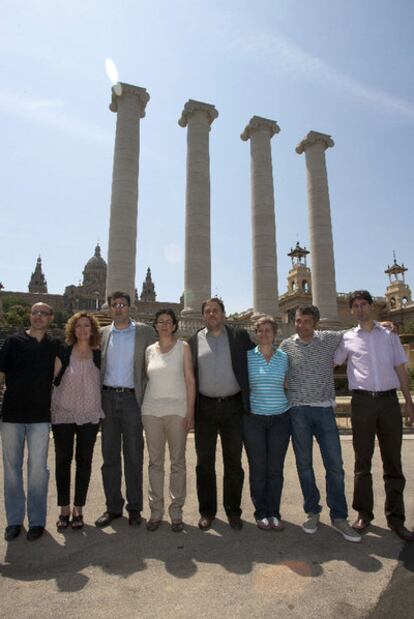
[56,514,70,530]
[71,514,84,530]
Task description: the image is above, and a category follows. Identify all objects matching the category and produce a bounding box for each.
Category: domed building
[64,244,107,311]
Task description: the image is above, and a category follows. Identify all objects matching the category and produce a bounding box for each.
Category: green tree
[1,296,30,312]
[52,310,72,329]
[404,321,414,335]
[408,368,414,392]
[3,304,30,327]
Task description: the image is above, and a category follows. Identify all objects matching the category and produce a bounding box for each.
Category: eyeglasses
[111,302,127,309]
[156,320,173,326]
[31,310,52,317]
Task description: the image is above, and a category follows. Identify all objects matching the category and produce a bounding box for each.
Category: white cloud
[0,88,113,144]
[230,31,414,122]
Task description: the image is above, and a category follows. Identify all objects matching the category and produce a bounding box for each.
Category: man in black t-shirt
[0,302,60,541]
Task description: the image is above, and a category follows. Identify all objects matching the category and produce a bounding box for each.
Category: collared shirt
[334,322,407,391]
[280,331,343,407]
[248,346,289,415]
[0,331,62,423]
[197,328,240,397]
[103,321,136,388]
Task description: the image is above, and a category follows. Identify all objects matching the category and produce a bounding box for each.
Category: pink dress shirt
[334,322,407,391]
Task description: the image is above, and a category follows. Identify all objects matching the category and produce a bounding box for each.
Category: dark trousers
[351,392,405,526]
[243,411,291,520]
[195,394,244,518]
[101,391,144,513]
[52,423,99,507]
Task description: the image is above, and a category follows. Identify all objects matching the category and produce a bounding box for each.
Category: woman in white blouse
[142,309,195,532]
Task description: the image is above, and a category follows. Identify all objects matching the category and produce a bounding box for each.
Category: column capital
[296,130,334,154]
[240,116,280,141]
[109,83,150,118]
[178,99,218,127]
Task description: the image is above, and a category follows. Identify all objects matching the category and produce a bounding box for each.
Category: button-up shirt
[103,321,136,388]
[334,322,407,391]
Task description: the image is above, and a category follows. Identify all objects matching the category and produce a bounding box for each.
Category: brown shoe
[352,517,370,532]
[198,516,214,531]
[390,524,414,542]
[171,520,184,533]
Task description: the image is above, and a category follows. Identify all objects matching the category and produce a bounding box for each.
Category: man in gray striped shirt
[280,305,360,543]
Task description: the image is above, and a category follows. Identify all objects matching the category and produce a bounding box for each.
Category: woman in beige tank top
[142,309,195,532]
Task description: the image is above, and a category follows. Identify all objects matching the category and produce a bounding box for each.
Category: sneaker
[269,517,285,531]
[256,517,271,530]
[302,513,320,534]
[332,519,361,543]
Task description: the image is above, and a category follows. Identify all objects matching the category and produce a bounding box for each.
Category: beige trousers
[142,414,187,521]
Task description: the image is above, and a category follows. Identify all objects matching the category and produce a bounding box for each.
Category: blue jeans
[290,406,347,520]
[1,422,50,527]
[243,411,291,520]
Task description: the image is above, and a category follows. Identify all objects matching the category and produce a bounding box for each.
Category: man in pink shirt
[334,290,414,542]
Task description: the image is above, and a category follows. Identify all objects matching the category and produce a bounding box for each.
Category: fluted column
[178,100,218,317]
[106,83,150,302]
[241,116,280,318]
[296,130,340,327]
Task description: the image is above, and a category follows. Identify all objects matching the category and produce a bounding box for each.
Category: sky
[1,0,413,314]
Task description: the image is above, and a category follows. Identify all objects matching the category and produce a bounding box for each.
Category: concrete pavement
[1,435,414,619]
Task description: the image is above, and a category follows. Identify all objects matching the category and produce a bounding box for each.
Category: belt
[199,392,241,403]
[352,389,396,398]
[102,385,135,394]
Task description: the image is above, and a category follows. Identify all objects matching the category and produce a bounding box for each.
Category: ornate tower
[384,253,412,311]
[287,242,312,295]
[28,256,48,293]
[140,267,156,302]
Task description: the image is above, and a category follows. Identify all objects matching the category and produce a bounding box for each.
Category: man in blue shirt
[95,291,155,528]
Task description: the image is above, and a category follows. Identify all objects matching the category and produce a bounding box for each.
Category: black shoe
[198,516,214,531]
[95,511,122,528]
[228,515,243,530]
[390,523,414,542]
[27,526,44,541]
[128,510,142,526]
[4,525,21,541]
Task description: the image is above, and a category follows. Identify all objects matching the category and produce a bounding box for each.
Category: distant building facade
[0,245,183,321]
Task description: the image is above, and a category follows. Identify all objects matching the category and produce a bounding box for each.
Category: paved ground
[1,434,413,619]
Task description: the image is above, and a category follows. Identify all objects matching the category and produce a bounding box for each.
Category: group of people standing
[1,290,413,545]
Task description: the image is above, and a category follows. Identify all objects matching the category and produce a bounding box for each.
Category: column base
[318,318,342,331]
[178,315,204,337]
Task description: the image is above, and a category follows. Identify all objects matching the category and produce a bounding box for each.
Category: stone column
[178,100,218,317]
[106,83,150,303]
[241,116,280,318]
[296,130,340,327]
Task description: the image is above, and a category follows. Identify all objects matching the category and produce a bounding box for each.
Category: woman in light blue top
[243,315,290,531]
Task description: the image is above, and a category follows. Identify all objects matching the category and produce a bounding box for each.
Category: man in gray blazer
[95,291,155,528]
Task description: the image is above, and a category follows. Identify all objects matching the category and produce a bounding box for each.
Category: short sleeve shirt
[0,332,61,423]
[248,346,289,415]
[334,323,407,391]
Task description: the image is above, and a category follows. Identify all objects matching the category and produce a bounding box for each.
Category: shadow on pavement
[0,516,407,592]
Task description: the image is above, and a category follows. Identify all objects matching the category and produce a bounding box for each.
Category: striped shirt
[247,346,289,415]
[280,331,343,407]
